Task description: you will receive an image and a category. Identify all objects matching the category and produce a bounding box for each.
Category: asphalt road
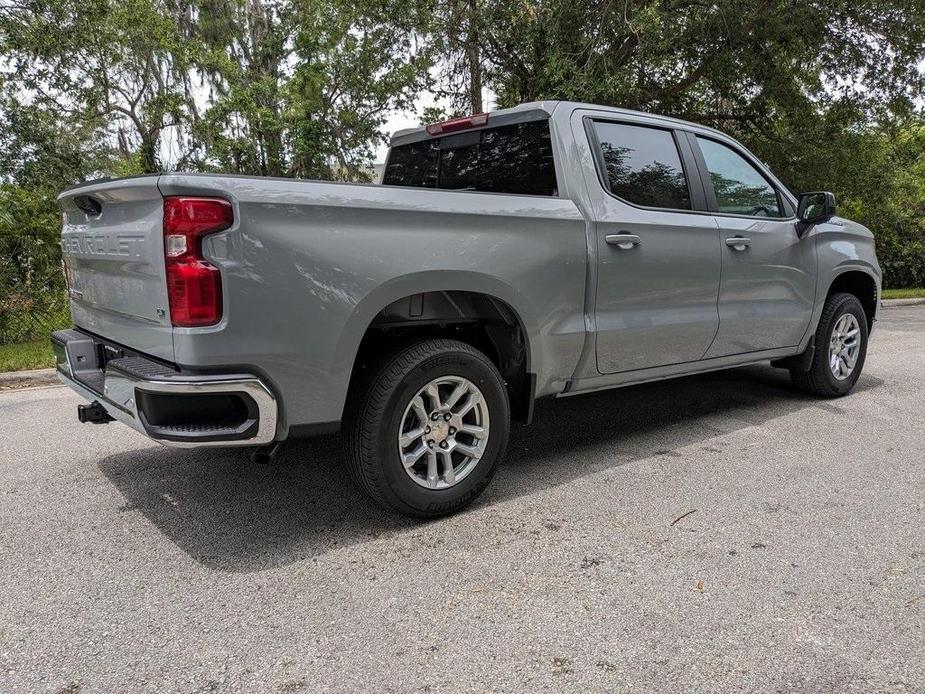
[2,307,924,693]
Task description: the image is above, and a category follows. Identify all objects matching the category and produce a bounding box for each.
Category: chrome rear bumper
[52,329,278,447]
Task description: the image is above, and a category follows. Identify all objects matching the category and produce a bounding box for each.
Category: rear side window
[382,119,558,196]
[696,137,783,217]
[592,121,691,210]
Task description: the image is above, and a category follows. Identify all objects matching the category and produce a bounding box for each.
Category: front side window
[696,137,783,217]
[592,121,691,210]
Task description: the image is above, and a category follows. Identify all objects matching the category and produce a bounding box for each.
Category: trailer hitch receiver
[78,401,115,424]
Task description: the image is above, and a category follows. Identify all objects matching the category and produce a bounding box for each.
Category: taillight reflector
[425,112,489,136]
[163,197,232,327]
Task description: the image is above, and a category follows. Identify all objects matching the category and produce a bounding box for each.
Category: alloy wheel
[828,313,861,381]
[397,376,490,489]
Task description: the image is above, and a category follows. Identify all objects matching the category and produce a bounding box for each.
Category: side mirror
[796,191,836,236]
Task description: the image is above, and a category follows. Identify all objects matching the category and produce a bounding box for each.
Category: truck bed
[59,173,588,435]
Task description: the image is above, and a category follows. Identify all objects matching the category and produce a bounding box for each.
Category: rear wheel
[344,339,510,518]
[790,292,869,398]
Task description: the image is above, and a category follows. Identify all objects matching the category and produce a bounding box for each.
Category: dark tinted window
[479,122,556,195]
[381,139,438,188]
[696,137,783,217]
[382,119,557,196]
[438,131,480,190]
[592,122,691,210]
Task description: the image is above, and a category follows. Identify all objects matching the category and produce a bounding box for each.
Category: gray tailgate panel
[58,176,174,362]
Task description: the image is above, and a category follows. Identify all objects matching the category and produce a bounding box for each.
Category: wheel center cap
[431,420,449,443]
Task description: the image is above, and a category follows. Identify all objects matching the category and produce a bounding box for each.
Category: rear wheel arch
[345,287,537,423]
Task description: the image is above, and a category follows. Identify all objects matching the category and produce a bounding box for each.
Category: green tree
[1,0,194,173]
[425,0,925,287]
[187,0,433,180]
[425,0,485,114]
[461,0,924,124]
[839,124,925,288]
[0,89,116,342]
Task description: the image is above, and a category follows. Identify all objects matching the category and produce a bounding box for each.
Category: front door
[690,135,817,357]
[583,119,722,374]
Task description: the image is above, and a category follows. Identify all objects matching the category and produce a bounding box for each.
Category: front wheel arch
[790,292,869,397]
[825,269,879,330]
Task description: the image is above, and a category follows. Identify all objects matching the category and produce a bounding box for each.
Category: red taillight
[163,197,232,327]
[425,112,489,136]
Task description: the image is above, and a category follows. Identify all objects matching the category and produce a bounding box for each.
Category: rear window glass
[382,119,558,196]
[382,139,439,188]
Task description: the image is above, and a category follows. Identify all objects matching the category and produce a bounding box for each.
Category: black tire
[790,292,869,398]
[343,339,510,518]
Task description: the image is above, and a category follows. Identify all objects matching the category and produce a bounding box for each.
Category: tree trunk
[465,0,482,113]
[247,0,284,176]
[138,132,159,173]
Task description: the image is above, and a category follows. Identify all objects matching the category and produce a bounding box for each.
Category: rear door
[687,134,817,357]
[58,176,175,362]
[581,118,722,374]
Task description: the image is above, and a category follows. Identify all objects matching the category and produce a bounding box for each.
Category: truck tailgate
[58,176,175,362]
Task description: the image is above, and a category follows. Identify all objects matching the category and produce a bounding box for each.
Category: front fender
[798,222,882,350]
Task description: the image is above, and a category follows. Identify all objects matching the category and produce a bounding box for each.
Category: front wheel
[344,339,511,518]
[790,292,869,398]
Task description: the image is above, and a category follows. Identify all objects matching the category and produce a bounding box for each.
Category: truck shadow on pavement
[98,364,882,573]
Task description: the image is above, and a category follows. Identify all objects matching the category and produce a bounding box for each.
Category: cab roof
[388,100,731,147]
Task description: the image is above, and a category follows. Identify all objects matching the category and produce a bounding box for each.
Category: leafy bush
[0,186,70,344]
[839,125,925,289]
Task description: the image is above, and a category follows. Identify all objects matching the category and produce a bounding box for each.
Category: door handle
[725,236,751,251]
[605,233,641,250]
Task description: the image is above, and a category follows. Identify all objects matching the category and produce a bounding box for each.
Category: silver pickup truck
[53,101,881,517]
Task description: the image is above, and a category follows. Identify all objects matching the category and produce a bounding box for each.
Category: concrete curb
[882,297,925,308]
[0,367,60,391]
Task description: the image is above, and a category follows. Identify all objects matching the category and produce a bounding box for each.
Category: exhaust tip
[251,442,282,465]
